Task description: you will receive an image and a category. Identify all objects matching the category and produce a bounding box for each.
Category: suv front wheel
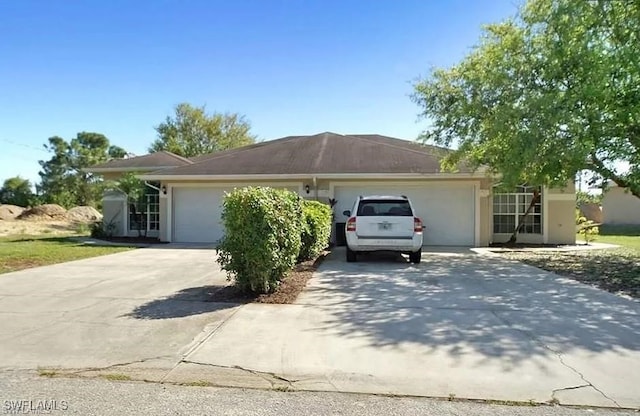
[409,251,421,264]
[346,247,357,262]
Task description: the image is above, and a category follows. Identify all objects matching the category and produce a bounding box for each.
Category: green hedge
[299,200,332,261]
[216,187,303,294]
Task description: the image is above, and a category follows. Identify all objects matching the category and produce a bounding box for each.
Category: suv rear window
[357,200,413,216]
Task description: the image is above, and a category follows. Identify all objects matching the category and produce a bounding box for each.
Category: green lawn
[501,225,640,298]
[590,224,640,250]
[0,235,135,274]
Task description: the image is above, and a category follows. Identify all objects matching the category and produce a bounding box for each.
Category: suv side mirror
[342,210,351,217]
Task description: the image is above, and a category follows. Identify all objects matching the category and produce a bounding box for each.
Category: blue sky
[0,0,520,186]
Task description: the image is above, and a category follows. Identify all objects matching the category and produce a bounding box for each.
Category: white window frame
[129,193,160,233]
[492,186,543,235]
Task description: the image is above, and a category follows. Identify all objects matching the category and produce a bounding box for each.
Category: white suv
[343,195,423,263]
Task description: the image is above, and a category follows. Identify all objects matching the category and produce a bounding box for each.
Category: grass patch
[586,224,640,250]
[183,380,215,387]
[502,228,640,298]
[0,235,135,274]
[37,369,58,378]
[100,373,132,381]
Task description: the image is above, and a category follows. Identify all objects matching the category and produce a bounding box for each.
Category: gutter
[136,172,489,181]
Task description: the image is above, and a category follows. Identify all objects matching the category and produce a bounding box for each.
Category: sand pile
[66,206,102,223]
[0,204,25,220]
[18,204,67,221]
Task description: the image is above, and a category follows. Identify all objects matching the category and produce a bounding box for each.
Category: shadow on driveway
[302,249,640,365]
[125,285,239,319]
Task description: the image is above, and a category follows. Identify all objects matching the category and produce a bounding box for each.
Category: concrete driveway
[0,246,239,372]
[181,248,640,409]
[1,246,638,409]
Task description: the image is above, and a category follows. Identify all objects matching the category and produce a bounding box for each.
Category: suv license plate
[379,223,391,230]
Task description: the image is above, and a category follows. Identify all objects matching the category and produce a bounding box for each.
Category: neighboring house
[87,132,576,246]
[602,184,640,225]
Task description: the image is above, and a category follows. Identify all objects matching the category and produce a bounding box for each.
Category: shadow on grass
[599,224,640,236]
[1,235,82,244]
[504,249,640,298]
[124,285,246,319]
[0,235,141,248]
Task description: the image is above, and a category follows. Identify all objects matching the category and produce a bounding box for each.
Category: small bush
[216,187,303,294]
[299,200,332,261]
[90,219,117,239]
[90,221,107,238]
[576,212,599,244]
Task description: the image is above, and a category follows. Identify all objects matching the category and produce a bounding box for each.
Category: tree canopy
[0,176,34,207]
[38,132,126,208]
[412,0,639,198]
[149,103,256,157]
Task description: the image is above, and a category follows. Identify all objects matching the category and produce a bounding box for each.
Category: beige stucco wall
[491,183,576,245]
[159,196,168,241]
[547,200,576,244]
[162,177,489,245]
[479,194,491,246]
[547,182,576,194]
[602,187,640,224]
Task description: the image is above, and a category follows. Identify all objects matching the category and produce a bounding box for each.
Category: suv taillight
[414,217,423,232]
[346,217,356,232]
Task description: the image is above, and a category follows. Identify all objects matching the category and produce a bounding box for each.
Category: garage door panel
[172,186,301,243]
[334,183,475,246]
[173,188,229,243]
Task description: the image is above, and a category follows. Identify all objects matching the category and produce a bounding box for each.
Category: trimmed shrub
[576,210,599,245]
[216,187,303,294]
[299,200,332,261]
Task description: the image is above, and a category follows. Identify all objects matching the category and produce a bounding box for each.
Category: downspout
[313,176,318,201]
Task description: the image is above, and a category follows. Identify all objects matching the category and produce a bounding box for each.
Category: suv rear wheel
[346,247,357,262]
[409,251,421,264]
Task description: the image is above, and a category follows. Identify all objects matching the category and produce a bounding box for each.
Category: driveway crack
[52,355,175,375]
[490,310,622,408]
[159,305,244,383]
[180,360,300,387]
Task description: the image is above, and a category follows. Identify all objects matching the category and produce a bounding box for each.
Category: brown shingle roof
[89,151,192,170]
[144,132,469,176]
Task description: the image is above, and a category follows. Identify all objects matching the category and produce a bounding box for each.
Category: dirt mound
[18,204,67,221]
[66,206,103,223]
[0,205,25,220]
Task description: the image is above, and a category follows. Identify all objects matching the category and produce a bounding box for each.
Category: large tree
[38,132,127,207]
[0,176,34,207]
[149,103,256,157]
[412,0,640,198]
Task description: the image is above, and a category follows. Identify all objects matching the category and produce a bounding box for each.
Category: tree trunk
[508,189,541,244]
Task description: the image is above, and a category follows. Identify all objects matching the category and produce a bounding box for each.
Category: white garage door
[172,187,231,243]
[172,185,301,243]
[334,182,476,246]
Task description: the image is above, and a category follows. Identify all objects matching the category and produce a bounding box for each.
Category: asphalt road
[0,371,636,416]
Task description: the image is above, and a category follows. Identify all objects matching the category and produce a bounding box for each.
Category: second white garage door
[172,187,231,243]
[333,182,476,246]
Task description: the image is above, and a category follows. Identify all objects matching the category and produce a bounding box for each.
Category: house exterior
[87,132,576,246]
[602,184,640,225]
